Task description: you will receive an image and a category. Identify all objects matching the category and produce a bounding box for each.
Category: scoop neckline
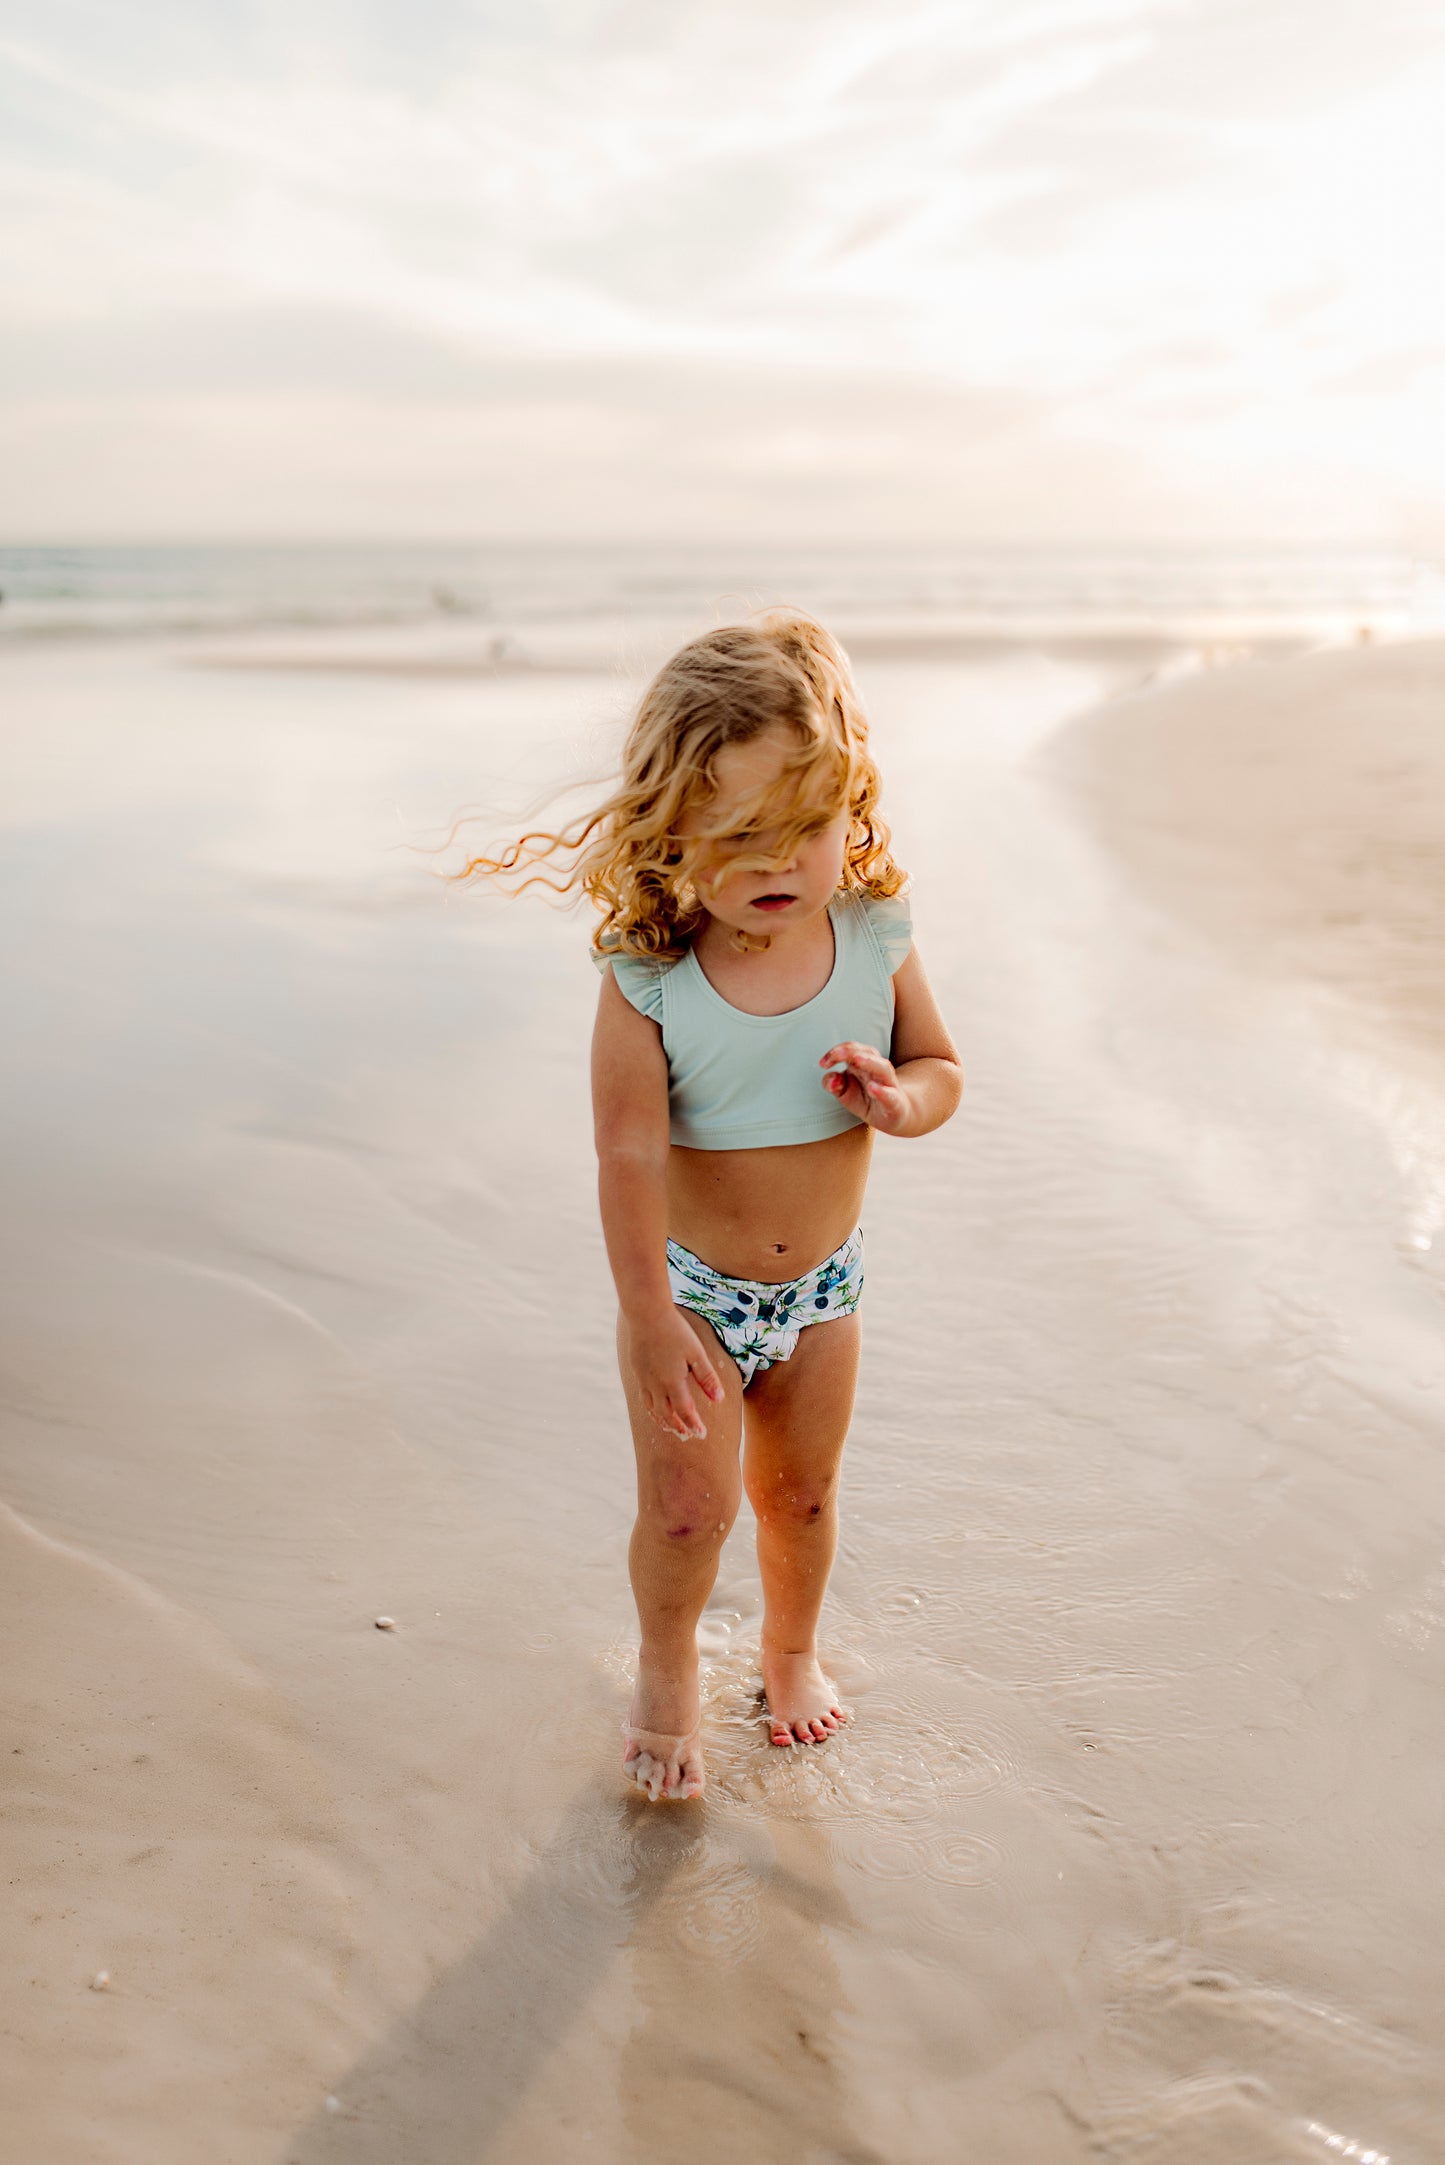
[684,892,845,1024]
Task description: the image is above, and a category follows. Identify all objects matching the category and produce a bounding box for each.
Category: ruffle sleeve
[591,945,666,1022]
[859,890,913,974]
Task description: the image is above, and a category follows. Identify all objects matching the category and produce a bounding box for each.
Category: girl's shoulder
[840,885,913,974]
[590,940,675,1023]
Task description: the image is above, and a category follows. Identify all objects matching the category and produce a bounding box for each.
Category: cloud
[0,342,1412,544]
[2,0,1443,538]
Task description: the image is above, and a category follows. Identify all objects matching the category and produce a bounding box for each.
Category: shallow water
[1,640,1442,2162]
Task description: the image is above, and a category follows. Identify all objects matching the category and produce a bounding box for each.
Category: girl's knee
[644,1469,740,1545]
[745,1468,837,1527]
[647,1507,736,1548]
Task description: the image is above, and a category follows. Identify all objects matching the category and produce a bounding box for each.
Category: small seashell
[373,1616,396,1631]
[90,1971,109,1990]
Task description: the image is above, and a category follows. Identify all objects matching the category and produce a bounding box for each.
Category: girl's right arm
[591,970,724,1440]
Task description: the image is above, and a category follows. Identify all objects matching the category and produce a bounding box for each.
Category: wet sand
[2,634,1443,2162]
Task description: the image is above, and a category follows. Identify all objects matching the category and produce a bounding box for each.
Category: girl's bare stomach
[665,1125,874,1282]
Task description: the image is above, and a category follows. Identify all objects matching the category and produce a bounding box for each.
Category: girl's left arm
[819,946,963,1140]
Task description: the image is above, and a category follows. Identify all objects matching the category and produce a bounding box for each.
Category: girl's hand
[627,1309,725,1440]
[818,1041,911,1136]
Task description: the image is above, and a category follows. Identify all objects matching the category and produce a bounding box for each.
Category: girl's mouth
[751,893,796,912]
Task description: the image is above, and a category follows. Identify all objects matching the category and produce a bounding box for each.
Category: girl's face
[677,722,850,936]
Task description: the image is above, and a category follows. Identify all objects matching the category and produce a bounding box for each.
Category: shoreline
[0,614,1354,682]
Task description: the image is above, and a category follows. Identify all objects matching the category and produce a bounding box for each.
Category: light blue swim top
[592,886,912,1150]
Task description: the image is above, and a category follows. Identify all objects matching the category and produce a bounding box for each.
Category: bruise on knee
[750,1478,835,1528]
[661,1516,733,1545]
[652,1491,733,1543]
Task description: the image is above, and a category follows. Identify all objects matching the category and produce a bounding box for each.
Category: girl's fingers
[819,1042,895,1087]
[688,1352,725,1402]
[821,1056,907,1130]
[645,1378,705,1439]
[823,1063,897,1103]
[668,1389,707,1439]
[819,1040,881,1065]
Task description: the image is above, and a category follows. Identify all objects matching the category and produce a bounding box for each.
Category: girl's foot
[623,1664,706,1801]
[621,1720,705,1802]
[760,1647,850,1746]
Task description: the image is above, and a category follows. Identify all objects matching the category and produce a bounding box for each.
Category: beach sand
[2,631,1442,2162]
[1048,637,1445,1072]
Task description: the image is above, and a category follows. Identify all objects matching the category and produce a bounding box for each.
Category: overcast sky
[2,0,1443,543]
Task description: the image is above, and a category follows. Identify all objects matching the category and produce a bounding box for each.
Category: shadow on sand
[281,1773,884,2165]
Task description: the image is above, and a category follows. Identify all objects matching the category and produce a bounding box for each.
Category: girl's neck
[695,890,830,960]
[691,895,837,1014]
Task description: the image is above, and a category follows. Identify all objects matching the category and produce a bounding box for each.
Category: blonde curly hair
[452,608,906,959]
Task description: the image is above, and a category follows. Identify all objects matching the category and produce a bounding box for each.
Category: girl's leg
[742,1311,861,1745]
[617,1305,745,1796]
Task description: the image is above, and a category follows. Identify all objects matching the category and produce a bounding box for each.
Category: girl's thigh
[616,1305,746,1512]
[742,1311,861,1488]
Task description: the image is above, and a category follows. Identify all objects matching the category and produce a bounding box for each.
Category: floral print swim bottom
[665,1226,865,1387]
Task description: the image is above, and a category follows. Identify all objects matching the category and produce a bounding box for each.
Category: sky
[2,0,1443,544]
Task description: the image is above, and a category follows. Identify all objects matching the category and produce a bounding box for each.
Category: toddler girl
[464,611,961,1802]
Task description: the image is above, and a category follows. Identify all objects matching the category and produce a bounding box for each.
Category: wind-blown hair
[452,608,906,959]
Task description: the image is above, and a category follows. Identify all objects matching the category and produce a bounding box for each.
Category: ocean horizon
[1,537,1438,647]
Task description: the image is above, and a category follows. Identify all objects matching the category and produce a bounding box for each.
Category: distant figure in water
[456,612,963,1800]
